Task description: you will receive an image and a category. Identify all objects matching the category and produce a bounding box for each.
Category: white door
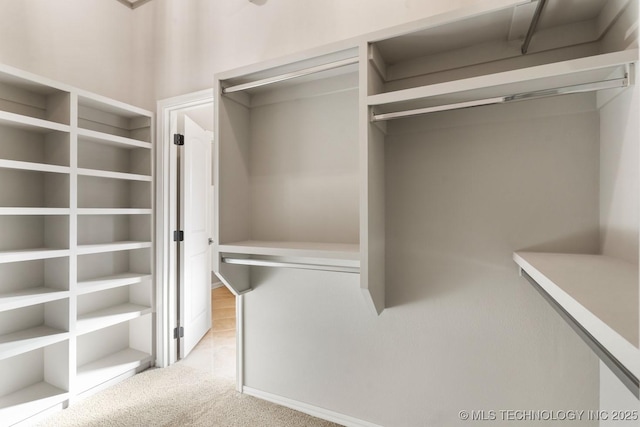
[179,115,212,358]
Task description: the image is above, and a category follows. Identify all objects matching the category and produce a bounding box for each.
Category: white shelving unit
[0,64,154,425]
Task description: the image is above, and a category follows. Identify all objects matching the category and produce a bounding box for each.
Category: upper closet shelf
[77,128,152,150]
[0,111,70,133]
[514,252,639,394]
[369,49,637,121]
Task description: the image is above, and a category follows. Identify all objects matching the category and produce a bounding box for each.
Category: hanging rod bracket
[222,57,359,94]
[371,75,632,123]
[521,0,548,55]
[221,256,360,274]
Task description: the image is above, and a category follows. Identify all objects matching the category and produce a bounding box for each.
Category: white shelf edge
[76,348,152,394]
[0,208,70,216]
[77,168,152,182]
[0,110,70,133]
[218,240,361,261]
[77,128,152,149]
[76,241,152,255]
[0,289,69,312]
[0,327,69,361]
[77,273,152,295]
[513,252,640,382]
[76,303,152,335]
[0,159,70,174]
[368,49,639,107]
[0,249,70,264]
[77,208,152,215]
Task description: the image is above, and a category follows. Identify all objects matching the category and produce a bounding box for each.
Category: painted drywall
[600,68,640,264]
[243,95,602,426]
[132,0,516,105]
[0,0,135,105]
[600,362,640,425]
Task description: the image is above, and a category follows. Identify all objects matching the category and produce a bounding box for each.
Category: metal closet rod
[222,57,359,94]
[371,74,630,122]
[221,256,360,274]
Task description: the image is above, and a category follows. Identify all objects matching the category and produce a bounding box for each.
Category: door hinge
[173,230,184,242]
[174,133,184,145]
[173,326,184,339]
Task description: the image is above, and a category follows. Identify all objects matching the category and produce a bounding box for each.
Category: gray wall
[244,95,602,426]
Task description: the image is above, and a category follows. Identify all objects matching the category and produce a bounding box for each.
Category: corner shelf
[514,252,639,394]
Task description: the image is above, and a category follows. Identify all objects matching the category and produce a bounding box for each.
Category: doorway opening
[156,90,241,389]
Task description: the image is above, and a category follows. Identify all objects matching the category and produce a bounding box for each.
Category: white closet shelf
[77,208,152,216]
[77,128,152,149]
[77,273,152,295]
[77,168,152,182]
[0,110,70,133]
[76,241,152,255]
[368,49,638,116]
[76,303,152,335]
[76,348,152,394]
[0,159,70,174]
[0,382,68,413]
[77,91,152,119]
[0,326,68,361]
[0,288,69,312]
[0,208,70,216]
[0,249,70,264]
[219,240,361,261]
[514,252,640,380]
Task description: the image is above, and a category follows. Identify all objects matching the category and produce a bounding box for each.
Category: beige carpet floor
[38,363,341,426]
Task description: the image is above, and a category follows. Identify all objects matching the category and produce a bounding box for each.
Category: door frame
[156,89,244,391]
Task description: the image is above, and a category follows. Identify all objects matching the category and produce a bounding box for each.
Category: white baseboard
[211,281,224,289]
[242,386,383,427]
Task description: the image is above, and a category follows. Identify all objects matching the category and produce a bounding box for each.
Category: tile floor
[180,285,236,379]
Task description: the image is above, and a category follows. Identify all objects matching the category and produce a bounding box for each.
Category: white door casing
[179,115,212,358]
